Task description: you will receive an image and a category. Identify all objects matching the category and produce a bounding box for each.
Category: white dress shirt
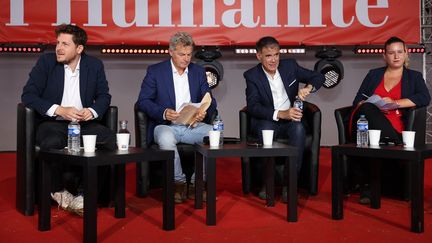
[171,60,191,111]
[262,67,291,121]
[46,58,98,119]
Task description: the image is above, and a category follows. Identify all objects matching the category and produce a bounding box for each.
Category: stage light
[234,48,305,55]
[0,44,45,53]
[314,47,344,89]
[353,46,426,54]
[195,48,223,89]
[100,46,169,55]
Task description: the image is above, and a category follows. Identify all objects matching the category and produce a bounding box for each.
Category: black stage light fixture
[195,48,223,89]
[0,44,45,53]
[314,47,344,89]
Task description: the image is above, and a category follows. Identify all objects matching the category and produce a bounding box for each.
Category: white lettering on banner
[112,0,151,27]
[331,0,354,28]
[6,0,28,26]
[356,0,388,27]
[4,0,390,28]
[85,0,106,27]
[222,0,259,28]
[200,0,219,27]
[263,0,280,27]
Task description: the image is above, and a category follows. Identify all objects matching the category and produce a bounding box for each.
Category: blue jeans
[154,122,212,183]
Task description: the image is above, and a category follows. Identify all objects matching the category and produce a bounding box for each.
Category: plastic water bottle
[118,120,131,144]
[293,96,303,111]
[356,115,369,146]
[212,115,224,145]
[68,120,81,152]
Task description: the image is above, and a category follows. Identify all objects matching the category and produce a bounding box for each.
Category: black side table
[38,147,174,243]
[194,142,298,225]
[332,144,432,233]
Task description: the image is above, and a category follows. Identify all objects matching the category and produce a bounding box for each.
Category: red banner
[0,0,420,46]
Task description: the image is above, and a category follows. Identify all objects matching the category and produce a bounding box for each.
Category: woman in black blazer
[349,36,430,204]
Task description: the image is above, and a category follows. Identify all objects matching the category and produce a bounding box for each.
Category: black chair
[134,104,217,197]
[334,105,426,198]
[239,101,321,196]
[16,103,118,216]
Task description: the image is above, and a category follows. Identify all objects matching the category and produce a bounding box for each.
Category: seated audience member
[243,36,325,202]
[349,36,430,204]
[21,24,116,215]
[137,32,217,204]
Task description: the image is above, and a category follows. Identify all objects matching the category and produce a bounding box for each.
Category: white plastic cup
[368,130,381,146]
[402,131,416,148]
[262,130,274,146]
[116,133,130,150]
[82,135,97,152]
[209,130,220,147]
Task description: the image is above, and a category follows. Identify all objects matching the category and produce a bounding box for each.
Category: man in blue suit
[21,24,116,213]
[137,32,217,203]
[244,36,324,202]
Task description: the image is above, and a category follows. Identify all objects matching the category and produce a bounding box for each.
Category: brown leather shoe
[174,182,187,204]
[188,183,207,202]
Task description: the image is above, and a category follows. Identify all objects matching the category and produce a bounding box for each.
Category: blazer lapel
[164,61,176,107]
[54,63,65,105]
[79,55,88,107]
[257,65,274,105]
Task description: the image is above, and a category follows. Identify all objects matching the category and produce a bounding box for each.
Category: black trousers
[36,120,116,203]
[348,103,407,199]
[350,102,402,144]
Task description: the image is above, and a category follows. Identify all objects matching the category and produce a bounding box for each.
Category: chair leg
[136,161,149,197]
[241,157,251,194]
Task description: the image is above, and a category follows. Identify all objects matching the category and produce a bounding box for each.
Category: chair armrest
[17,103,36,160]
[239,106,248,142]
[101,106,118,132]
[134,103,149,148]
[334,106,352,145]
[406,106,426,146]
[302,101,321,148]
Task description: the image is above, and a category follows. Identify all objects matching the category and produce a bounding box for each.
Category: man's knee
[38,136,66,150]
[154,126,177,147]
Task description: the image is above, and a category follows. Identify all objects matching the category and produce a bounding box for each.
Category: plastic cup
[402,131,415,148]
[116,133,130,150]
[262,130,274,146]
[368,130,381,146]
[209,130,220,147]
[82,135,97,152]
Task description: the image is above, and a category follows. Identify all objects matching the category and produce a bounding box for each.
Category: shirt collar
[64,57,81,72]
[170,59,188,75]
[261,66,280,81]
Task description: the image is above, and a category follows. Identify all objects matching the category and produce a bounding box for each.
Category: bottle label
[68,127,80,136]
[293,100,303,110]
[213,123,224,131]
[357,123,368,132]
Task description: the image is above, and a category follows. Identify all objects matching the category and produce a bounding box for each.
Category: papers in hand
[173,92,212,127]
[364,94,399,111]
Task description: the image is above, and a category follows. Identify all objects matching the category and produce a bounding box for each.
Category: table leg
[265,157,275,207]
[194,152,204,209]
[163,154,175,231]
[38,158,51,231]
[114,164,126,218]
[206,157,217,226]
[83,166,97,243]
[410,157,424,233]
[370,160,381,209]
[287,155,297,222]
[332,149,343,220]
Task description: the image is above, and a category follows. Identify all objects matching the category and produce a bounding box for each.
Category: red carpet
[0,148,431,242]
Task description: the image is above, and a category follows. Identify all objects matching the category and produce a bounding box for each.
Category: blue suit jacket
[21,53,111,122]
[244,59,325,121]
[137,59,217,144]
